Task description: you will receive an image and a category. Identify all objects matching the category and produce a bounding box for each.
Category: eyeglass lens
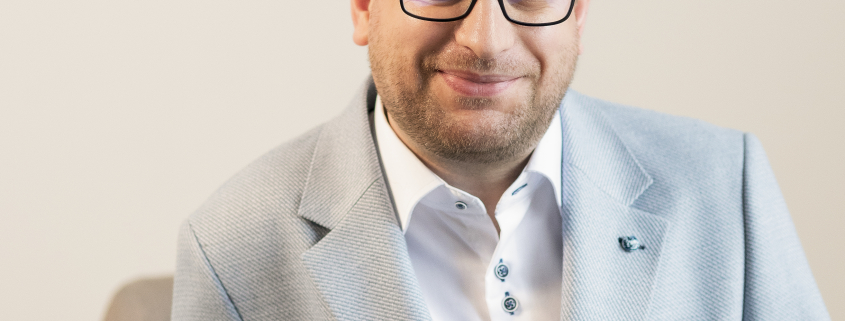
[401,0,573,25]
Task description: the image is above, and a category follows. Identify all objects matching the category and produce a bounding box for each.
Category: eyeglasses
[400,0,576,27]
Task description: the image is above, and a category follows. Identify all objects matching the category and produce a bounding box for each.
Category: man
[172,0,830,320]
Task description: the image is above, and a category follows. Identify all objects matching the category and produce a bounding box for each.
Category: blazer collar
[559,91,653,205]
[294,84,657,231]
[297,77,382,230]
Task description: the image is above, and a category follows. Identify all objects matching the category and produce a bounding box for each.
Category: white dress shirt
[374,96,564,321]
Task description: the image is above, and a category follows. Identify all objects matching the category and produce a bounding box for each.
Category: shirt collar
[522,103,562,207]
[374,95,562,232]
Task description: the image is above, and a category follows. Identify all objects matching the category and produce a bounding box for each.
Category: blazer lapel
[299,78,431,320]
[558,92,670,321]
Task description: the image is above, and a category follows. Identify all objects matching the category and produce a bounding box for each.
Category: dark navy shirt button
[494,260,509,281]
[619,235,645,252]
[502,292,519,314]
[455,201,467,210]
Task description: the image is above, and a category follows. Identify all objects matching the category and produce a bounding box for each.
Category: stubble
[369,16,579,165]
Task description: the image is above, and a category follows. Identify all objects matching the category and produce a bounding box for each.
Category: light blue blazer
[171,78,830,320]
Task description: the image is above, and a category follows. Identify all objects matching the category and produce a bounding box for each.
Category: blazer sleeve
[171,220,243,321]
[741,133,830,320]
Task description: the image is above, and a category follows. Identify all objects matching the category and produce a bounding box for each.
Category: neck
[386,113,537,235]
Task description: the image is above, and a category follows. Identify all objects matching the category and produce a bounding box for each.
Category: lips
[438,69,520,97]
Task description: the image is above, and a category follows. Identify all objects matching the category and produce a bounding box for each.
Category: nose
[454,0,516,59]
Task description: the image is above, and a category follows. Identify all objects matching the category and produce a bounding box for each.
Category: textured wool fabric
[171,78,829,320]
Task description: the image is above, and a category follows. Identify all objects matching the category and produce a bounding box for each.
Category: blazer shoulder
[566,91,748,211]
[570,91,746,165]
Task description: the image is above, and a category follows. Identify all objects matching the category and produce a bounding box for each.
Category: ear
[572,0,591,55]
[351,0,372,46]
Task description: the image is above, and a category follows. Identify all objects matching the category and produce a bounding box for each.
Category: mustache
[422,48,538,77]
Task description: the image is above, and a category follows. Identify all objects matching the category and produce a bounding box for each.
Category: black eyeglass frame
[400,0,577,27]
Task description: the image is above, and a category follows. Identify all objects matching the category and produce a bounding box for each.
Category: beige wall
[0,1,841,320]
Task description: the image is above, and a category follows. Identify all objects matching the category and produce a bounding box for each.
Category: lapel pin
[619,236,646,252]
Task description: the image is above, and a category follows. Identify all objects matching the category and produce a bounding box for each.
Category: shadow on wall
[102,276,174,321]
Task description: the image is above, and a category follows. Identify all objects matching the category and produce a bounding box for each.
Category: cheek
[521,23,579,77]
[375,2,457,68]
[398,25,456,72]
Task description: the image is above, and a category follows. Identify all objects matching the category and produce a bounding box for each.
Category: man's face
[355,0,588,164]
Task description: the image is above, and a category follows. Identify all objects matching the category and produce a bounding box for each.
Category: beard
[369,25,579,164]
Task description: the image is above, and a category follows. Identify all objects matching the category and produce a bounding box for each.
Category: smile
[438,70,520,97]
